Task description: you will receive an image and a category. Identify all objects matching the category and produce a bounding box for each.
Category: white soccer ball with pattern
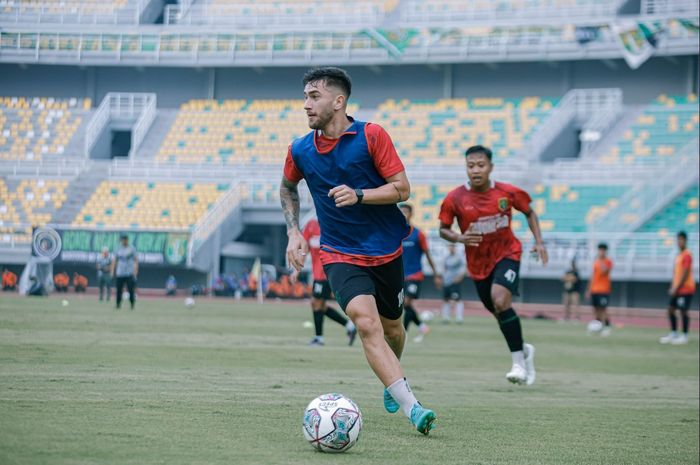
[420,310,434,322]
[184,297,195,309]
[587,319,603,333]
[302,393,362,453]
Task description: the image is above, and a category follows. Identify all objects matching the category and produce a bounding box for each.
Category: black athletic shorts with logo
[473,259,520,313]
[311,280,333,300]
[443,283,462,301]
[591,293,610,309]
[405,280,422,299]
[324,256,405,320]
[669,294,693,311]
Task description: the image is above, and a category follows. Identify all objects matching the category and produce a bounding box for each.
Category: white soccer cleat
[659,333,676,344]
[671,334,689,345]
[506,363,527,385]
[524,343,536,386]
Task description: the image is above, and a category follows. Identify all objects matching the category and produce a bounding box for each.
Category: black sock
[406,305,421,326]
[313,310,324,337]
[669,312,678,332]
[325,307,348,326]
[681,311,689,334]
[604,318,611,327]
[497,308,524,352]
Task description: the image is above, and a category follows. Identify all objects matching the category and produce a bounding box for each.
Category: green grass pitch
[0,295,697,465]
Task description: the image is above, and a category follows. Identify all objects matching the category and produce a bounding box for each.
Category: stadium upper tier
[0,97,89,161]
[156,98,552,164]
[601,94,699,165]
[72,181,231,230]
[0,177,68,241]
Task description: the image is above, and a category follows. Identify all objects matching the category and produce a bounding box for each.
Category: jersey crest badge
[498,197,509,212]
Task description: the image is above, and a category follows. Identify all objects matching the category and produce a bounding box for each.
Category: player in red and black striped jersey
[439,145,548,386]
[292,217,357,346]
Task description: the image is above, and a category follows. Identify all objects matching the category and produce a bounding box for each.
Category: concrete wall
[1,56,696,109]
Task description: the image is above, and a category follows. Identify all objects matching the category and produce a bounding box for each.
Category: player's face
[400,206,412,222]
[465,153,493,189]
[303,80,341,130]
[597,248,607,259]
[678,236,686,250]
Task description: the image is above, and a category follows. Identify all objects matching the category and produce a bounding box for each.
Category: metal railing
[130,94,156,157]
[165,2,382,29]
[84,95,111,157]
[642,0,699,14]
[0,0,146,25]
[1,15,696,66]
[0,158,86,177]
[519,88,622,162]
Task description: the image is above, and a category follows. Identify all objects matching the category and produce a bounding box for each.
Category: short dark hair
[302,67,352,98]
[465,145,493,161]
[598,243,608,250]
[399,203,413,213]
[678,231,688,240]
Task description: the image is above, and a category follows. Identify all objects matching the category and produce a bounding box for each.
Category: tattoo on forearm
[280,178,300,231]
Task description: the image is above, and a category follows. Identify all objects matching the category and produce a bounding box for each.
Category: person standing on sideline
[111,234,138,310]
[586,243,613,336]
[561,259,581,321]
[660,231,696,345]
[441,242,467,324]
[96,247,112,302]
[280,67,436,435]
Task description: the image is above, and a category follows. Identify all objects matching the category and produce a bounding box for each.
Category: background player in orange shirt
[586,243,613,337]
[660,231,696,345]
[291,217,357,346]
[439,145,547,386]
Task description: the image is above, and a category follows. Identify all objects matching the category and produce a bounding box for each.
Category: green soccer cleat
[410,404,436,435]
[383,388,400,414]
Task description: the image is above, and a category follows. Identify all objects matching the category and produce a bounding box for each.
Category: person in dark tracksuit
[97,247,112,302]
[111,234,138,310]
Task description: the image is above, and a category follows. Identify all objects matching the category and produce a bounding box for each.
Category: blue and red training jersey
[402,227,429,281]
[283,118,409,266]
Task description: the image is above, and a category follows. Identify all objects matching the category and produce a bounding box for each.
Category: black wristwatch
[354,188,364,204]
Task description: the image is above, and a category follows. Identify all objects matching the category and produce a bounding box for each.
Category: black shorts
[324,256,405,320]
[311,280,332,300]
[405,280,422,299]
[591,293,610,309]
[669,294,693,311]
[473,259,520,313]
[443,283,462,301]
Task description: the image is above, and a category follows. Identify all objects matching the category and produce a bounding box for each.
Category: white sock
[346,321,355,331]
[670,331,677,337]
[316,336,324,343]
[511,350,525,367]
[442,303,450,320]
[456,302,464,320]
[418,323,428,333]
[387,377,419,418]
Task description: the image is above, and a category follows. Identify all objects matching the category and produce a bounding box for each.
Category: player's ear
[334,93,345,111]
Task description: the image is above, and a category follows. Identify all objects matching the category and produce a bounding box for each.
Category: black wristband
[354,188,364,204]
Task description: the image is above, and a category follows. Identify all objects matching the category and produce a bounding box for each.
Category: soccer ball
[587,319,603,333]
[184,297,195,309]
[420,310,434,322]
[302,393,362,453]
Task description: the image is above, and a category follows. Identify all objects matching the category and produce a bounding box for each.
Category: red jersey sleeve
[365,123,404,179]
[283,145,304,183]
[681,254,692,269]
[438,193,456,226]
[418,230,429,252]
[508,185,532,214]
[301,222,311,242]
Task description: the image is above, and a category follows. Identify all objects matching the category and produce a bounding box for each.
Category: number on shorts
[313,283,323,294]
[678,297,685,307]
[397,288,405,308]
[407,283,418,294]
[504,269,517,283]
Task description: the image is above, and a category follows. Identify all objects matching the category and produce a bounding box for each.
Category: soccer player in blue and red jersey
[439,145,548,386]
[400,203,440,342]
[280,67,436,435]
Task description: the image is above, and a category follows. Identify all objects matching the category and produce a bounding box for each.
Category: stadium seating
[72,181,231,230]
[0,97,89,161]
[207,0,399,13]
[600,94,699,165]
[373,97,555,164]
[157,100,358,164]
[637,185,699,234]
[0,178,69,241]
[2,0,129,15]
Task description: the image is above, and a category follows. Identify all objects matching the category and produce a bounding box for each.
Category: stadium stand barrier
[0,0,147,26]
